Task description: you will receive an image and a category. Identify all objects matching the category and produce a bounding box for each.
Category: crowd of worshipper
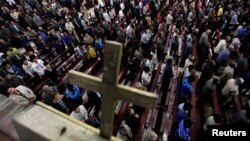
[0,0,250,140]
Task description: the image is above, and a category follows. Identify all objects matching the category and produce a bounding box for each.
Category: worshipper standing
[198,29,211,70]
[31,57,46,77]
[202,78,219,103]
[221,77,244,106]
[177,102,193,122]
[41,85,58,105]
[176,118,192,141]
[32,13,44,28]
[7,85,36,105]
[183,65,196,80]
[65,84,82,106]
[70,104,89,122]
[228,108,250,126]
[161,59,173,105]
[52,93,70,113]
[0,73,24,96]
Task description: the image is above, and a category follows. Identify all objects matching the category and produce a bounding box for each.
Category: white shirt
[119,10,124,19]
[70,105,88,122]
[32,59,46,76]
[141,71,152,86]
[214,39,226,54]
[166,14,173,25]
[103,12,110,23]
[120,3,125,11]
[221,79,239,97]
[22,61,35,77]
[184,58,193,70]
[203,116,219,131]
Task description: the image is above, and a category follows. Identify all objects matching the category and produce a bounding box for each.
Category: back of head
[167,59,173,65]
[212,78,219,85]
[213,113,222,124]
[183,103,193,111]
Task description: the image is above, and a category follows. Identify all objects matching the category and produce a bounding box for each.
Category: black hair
[212,78,219,85]
[184,118,192,128]
[144,66,150,73]
[183,103,193,111]
[213,113,222,123]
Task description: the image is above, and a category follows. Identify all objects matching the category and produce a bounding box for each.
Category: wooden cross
[69,41,157,139]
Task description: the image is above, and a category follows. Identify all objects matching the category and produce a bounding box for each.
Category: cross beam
[69,41,157,139]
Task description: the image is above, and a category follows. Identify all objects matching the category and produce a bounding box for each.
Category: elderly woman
[8,85,36,105]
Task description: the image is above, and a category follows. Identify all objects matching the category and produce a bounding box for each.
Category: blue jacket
[181,78,192,98]
[216,48,230,65]
[65,85,81,102]
[6,66,24,78]
[176,119,190,141]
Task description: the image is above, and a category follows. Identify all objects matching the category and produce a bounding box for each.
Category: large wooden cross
[69,41,157,139]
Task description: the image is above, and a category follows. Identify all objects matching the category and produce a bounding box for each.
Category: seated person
[141,66,152,87]
[7,85,36,105]
[52,93,70,113]
[202,78,219,103]
[44,63,60,84]
[70,104,89,122]
[31,57,46,77]
[3,62,24,79]
[22,59,35,77]
[221,77,244,106]
[180,76,195,100]
[177,102,193,122]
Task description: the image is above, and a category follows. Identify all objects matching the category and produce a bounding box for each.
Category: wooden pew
[190,76,200,141]
[32,49,79,93]
[164,24,173,54]
[162,71,181,141]
[134,62,163,141]
[112,59,146,135]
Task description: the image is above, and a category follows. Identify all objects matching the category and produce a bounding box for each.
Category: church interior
[0,0,250,140]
